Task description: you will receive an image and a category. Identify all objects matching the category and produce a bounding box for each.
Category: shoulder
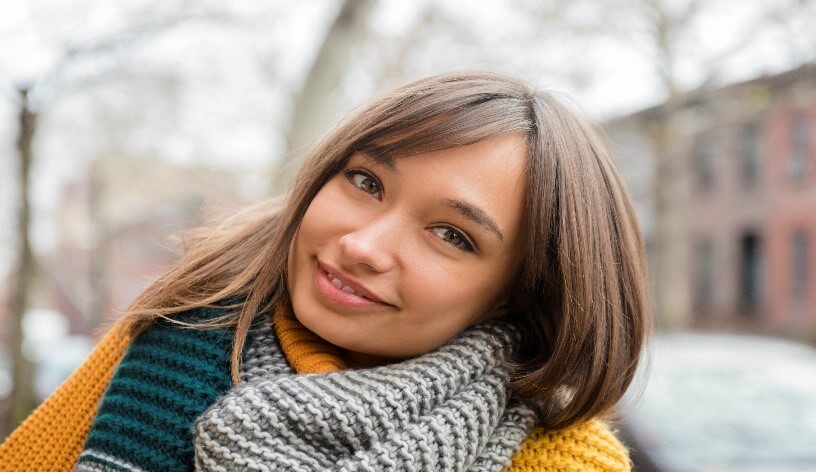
[507,418,632,472]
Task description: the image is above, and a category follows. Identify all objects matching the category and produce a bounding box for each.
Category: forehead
[360,132,526,172]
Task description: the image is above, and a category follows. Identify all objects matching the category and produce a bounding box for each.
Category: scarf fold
[193,313,541,471]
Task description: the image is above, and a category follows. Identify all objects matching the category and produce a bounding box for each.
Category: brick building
[607,64,815,341]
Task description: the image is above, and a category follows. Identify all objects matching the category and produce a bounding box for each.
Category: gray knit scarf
[192,320,541,471]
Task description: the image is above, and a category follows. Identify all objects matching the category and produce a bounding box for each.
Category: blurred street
[1,2,814,467]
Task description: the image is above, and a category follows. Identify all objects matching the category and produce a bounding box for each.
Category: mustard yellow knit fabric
[0,307,632,472]
[0,321,132,472]
[272,303,349,373]
[509,421,632,471]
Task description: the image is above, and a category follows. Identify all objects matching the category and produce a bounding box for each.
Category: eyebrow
[357,152,505,242]
[442,199,505,242]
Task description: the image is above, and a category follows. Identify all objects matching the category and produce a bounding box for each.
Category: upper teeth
[327,272,366,298]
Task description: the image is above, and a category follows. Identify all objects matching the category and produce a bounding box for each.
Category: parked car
[620,333,816,471]
[0,309,93,404]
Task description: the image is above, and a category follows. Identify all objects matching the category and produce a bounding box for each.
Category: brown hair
[118,70,651,430]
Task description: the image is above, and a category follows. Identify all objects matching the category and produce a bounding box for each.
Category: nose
[337,214,399,274]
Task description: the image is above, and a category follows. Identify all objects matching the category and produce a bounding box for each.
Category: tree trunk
[5,87,38,436]
[649,100,689,330]
[271,0,376,194]
[87,159,110,331]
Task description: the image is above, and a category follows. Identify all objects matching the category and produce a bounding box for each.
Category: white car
[0,310,93,404]
[620,333,816,471]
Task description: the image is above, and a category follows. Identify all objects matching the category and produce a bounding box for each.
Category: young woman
[1,70,650,471]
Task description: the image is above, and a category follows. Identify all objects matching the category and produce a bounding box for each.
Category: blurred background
[1,0,814,469]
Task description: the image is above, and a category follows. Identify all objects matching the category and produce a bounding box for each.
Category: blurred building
[607,63,816,340]
[35,156,254,335]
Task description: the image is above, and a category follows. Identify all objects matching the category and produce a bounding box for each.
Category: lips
[316,260,391,306]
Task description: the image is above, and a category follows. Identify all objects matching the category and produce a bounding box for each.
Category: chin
[293,298,354,347]
[301,310,392,357]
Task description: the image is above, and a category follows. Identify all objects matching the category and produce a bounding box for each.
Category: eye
[343,169,382,199]
[430,226,476,253]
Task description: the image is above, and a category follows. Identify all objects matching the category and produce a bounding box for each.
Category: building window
[693,133,716,192]
[693,238,715,308]
[739,232,763,314]
[791,230,809,304]
[740,123,761,189]
[788,115,810,182]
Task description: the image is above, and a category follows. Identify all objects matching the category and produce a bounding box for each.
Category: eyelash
[342,168,477,253]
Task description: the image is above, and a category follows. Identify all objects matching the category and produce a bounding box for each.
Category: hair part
[117,70,651,430]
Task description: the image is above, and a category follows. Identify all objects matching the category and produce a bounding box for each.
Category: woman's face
[286,133,528,366]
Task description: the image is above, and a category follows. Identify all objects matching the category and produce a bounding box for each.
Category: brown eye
[344,169,382,199]
[430,226,475,253]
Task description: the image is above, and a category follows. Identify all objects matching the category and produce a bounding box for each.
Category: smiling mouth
[316,259,391,303]
[313,261,394,310]
[322,267,376,301]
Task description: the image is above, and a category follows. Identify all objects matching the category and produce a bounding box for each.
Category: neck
[342,350,396,369]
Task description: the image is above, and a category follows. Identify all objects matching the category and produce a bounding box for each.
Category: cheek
[396,283,491,356]
[403,267,494,322]
[300,182,357,239]
[296,188,339,249]
[288,190,334,289]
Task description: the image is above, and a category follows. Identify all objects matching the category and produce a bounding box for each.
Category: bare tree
[6,86,38,435]
[1,2,237,435]
[615,0,710,332]
[271,0,376,194]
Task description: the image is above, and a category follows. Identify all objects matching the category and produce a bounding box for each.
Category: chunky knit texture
[75,309,244,472]
[271,303,348,373]
[1,302,631,471]
[270,307,632,471]
[271,305,630,471]
[510,421,632,471]
[193,306,541,471]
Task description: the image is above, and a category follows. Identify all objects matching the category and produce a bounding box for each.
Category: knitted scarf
[2,300,631,471]
[193,310,541,472]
